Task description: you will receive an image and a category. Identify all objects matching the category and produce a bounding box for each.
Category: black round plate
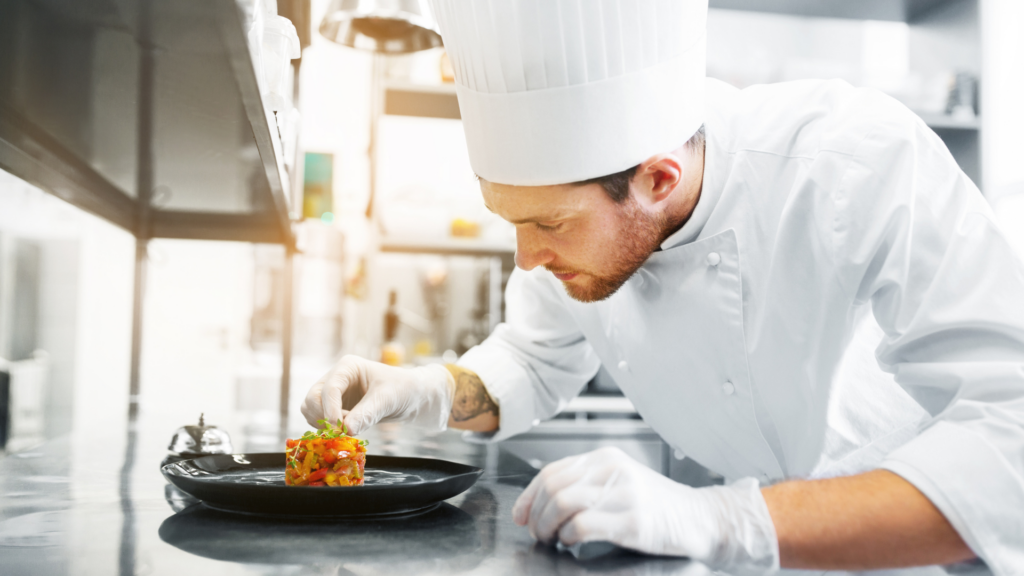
[161,453,483,518]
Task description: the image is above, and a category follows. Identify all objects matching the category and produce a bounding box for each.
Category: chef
[300,1,1024,573]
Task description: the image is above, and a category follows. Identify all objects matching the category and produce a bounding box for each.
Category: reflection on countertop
[0,419,717,576]
[158,501,484,569]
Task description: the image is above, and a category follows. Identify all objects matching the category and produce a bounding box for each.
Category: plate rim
[161,452,484,518]
[161,452,484,490]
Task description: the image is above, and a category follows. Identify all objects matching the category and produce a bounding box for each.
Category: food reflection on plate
[159,502,484,570]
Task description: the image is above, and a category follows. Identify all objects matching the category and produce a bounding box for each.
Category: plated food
[285,420,367,487]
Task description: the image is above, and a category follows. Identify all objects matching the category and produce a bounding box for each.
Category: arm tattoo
[446,364,500,422]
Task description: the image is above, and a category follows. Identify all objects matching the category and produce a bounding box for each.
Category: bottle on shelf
[380,290,405,367]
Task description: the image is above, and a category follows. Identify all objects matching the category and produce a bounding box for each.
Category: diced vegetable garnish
[284,420,368,487]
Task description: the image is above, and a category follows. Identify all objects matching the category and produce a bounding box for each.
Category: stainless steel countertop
[0,420,716,576]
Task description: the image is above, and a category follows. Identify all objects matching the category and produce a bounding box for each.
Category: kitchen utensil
[162,414,234,468]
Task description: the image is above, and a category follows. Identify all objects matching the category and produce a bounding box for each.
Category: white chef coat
[458,78,1024,575]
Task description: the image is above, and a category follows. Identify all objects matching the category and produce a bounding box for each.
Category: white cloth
[428,0,707,186]
[459,78,1024,574]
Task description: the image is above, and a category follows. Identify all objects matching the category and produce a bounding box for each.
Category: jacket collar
[660,115,723,251]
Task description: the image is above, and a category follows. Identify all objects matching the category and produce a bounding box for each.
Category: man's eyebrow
[484,199,575,224]
[506,216,540,225]
[482,204,551,225]
[507,213,572,225]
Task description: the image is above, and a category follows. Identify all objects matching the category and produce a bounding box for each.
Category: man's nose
[514,230,555,271]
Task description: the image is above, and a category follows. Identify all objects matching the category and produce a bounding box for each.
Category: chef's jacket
[458,78,1024,574]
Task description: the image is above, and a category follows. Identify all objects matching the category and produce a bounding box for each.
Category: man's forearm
[762,469,975,570]
[445,364,500,433]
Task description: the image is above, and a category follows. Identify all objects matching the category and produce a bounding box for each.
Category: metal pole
[280,245,295,437]
[127,240,147,422]
[365,53,383,219]
[122,2,154,574]
[128,0,156,422]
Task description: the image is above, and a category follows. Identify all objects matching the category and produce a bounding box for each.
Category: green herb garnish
[309,419,368,445]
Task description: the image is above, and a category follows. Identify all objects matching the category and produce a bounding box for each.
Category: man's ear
[634,153,683,205]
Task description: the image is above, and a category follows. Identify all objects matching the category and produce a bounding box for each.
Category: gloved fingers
[342,386,396,436]
[525,461,599,535]
[319,358,366,427]
[320,379,349,428]
[518,447,641,528]
[300,380,326,427]
[557,509,622,548]
[531,484,604,543]
[513,454,588,526]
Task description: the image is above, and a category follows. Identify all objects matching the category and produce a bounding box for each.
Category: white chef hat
[429,0,708,186]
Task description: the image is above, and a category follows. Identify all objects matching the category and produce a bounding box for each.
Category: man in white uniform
[301,1,1024,573]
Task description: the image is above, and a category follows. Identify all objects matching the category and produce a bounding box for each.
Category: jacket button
[722,381,735,395]
[706,252,721,267]
[617,360,629,372]
[673,449,685,460]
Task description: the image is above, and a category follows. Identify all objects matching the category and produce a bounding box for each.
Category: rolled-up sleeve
[834,102,1024,573]
[457,267,601,442]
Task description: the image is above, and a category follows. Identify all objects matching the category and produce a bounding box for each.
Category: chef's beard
[549,196,669,303]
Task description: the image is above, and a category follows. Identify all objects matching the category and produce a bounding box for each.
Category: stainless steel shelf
[916,111,980,131]
[501,419,669,474]
[708,0,961,22]
[214,0,295,242]
[0,101,138,232]
[0,0,295,246]
[382,83,979,136]
[562,395,638,415]
[380,235,515,257]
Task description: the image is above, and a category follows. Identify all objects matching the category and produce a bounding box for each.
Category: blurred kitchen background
[0,0,1023,473]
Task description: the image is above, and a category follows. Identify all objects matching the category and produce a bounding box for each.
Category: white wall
[706,9,865,88]
[982,0,1024,259]
[137,239,256,442]
[981,0,1024,200]
[0,169,135,445]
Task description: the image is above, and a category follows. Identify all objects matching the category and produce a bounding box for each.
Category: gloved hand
[512,447,779,575]
[300,355,455,435]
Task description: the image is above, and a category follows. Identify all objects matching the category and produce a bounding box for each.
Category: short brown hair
[576,125,706,203]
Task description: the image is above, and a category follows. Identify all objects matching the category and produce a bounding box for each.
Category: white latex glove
[300,355,455,435]
[512,447,779,575]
